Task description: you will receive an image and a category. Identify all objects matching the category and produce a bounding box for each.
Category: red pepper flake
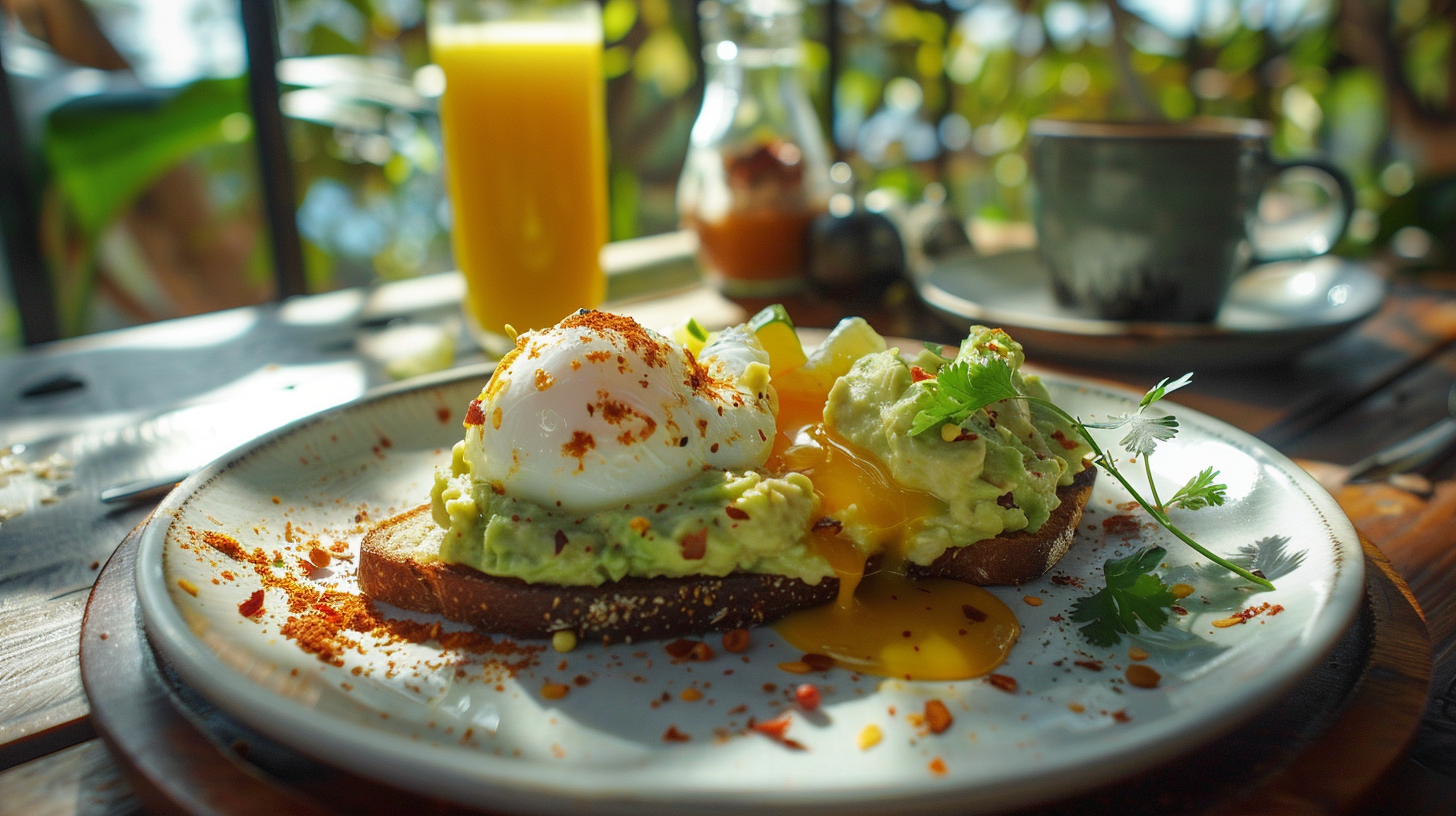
[987,674,1017,693]
[1236,602,1275,622]
[554,530,569,555]
[721,629,751,653]
[307,546,331,569]
[436,406,451,424]
[238,589,265,618]
[1049,574,1084,588]
[665,639,714,662]
[995,492,1016,509]
[463,399,485,427]
[924,699,953,733]
[1215,601,1282,627]
[928,757,948,776]
[201,530,252,563]
[749,713,806,750]
[1268,604,1285,616]
[800,653,835,672]
[663,725,691,742]
[680,528,708,560]
[561,431,596,470]
[725,506,750,521]
[1051,429,1081,451]
[689,642,714,661]
[314,603,343,624]
[1111,709,1132,723]
[961,604,988,623]
[794,684,821,711]
[910,366,934,382]
[1074,660,1104,672]
[751,712,792,739]
[1102,515,1140,536]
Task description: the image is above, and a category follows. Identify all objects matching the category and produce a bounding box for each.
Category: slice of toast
[907,465,1097,584]
[359,466,1095,642]
[358,506,840,643]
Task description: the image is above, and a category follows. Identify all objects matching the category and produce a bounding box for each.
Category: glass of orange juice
[429,0,608,354]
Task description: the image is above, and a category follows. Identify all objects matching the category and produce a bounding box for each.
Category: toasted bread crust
[358,506,840,643]
[907,465,1097,584]
[359,466,1095,641]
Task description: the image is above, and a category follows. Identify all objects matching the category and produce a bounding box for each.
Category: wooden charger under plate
[81,521,1429,816]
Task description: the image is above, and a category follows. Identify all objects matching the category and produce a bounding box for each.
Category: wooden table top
[2,247,1455,814]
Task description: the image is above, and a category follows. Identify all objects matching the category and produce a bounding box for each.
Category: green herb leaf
[1140,373,1193,409]
[922,341,955,364]
[1116,413,1179,457]
[1069,547,1178,647]
[908,356,1019,436]
[1168,467,1227,510]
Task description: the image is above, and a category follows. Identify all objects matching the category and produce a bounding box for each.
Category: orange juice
[431,4,608,346]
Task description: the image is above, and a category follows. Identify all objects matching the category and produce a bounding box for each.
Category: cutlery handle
[1346,417,1456,483]
[100,473,189,505]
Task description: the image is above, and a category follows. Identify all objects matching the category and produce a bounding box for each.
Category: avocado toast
[359,310,1094,648]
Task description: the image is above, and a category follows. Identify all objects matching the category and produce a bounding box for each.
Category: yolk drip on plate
[767,379,1020,682]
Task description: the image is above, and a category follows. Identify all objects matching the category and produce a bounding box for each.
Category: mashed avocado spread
[431,442,831,586]
[428,317,1088,586]
[824,326,1091,566]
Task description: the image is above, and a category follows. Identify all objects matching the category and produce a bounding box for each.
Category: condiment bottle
[677,0,832,297]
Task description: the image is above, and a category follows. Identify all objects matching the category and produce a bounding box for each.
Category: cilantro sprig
[1069,548,1178,647]
[908,356,1019,436]
[909,357,1270,591]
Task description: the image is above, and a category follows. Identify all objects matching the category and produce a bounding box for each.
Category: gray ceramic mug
[1029,118,1354,322]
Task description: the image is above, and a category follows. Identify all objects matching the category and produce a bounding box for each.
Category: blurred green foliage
[833,0,1452,260]
[9,0,1451,347]
[279,0,1453,295]
[42,77,253,333]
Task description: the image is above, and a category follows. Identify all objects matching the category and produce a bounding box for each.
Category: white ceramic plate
[917,250,1385,369]
[137,363,1363,815]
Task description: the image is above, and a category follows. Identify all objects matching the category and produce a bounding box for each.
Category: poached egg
[462,310,776,513]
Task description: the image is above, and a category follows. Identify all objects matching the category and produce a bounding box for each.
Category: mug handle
[1249,158,1355,265]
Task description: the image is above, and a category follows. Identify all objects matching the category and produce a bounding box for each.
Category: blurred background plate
[917,250,1386,369]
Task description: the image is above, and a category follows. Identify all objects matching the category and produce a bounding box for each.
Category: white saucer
[916,249,1386,368]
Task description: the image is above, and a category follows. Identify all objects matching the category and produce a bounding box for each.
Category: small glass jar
[677,0,831,298]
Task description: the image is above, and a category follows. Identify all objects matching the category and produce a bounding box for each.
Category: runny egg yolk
[767,379,1020,682]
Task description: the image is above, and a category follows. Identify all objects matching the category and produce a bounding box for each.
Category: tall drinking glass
[430,0,608,354]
